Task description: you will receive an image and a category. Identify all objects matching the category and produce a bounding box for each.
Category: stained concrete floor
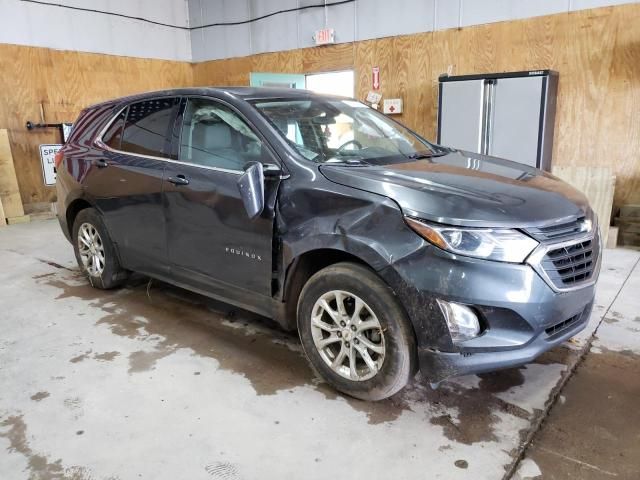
[0,219,638,480]
[514,241,640,480]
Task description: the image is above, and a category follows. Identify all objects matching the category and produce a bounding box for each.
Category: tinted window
[179,98,264,170]
[121,98,178,158]
[101,108,127,150]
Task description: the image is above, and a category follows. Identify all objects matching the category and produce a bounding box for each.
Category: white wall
[0,0,191,61]
[189,0,640,62]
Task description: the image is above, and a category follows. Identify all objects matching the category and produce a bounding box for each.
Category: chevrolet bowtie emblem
[579,219,593,233]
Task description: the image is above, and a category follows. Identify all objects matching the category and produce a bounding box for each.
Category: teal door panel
[250,72,306,89]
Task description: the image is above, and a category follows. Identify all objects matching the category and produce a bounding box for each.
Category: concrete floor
[0,219,638,480]
[515,241,640,480]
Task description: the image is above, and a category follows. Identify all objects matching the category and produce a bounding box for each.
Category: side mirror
[237,161,265,220]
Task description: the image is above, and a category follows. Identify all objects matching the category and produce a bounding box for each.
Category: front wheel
[72,208,128,289]
[297,262,417,401]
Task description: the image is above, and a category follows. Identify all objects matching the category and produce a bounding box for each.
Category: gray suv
[56,88,600,400]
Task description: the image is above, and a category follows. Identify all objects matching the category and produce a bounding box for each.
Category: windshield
[252,98,442,164]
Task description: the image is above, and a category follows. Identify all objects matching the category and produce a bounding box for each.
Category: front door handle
[167,174,189,186]
[92,159,108,168]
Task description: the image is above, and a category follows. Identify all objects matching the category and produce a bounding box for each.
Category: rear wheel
[297,262,417,401]
[72,208,127,289]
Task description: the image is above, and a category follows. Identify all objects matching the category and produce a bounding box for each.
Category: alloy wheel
[77,222,105,276]
[310,290,386,381]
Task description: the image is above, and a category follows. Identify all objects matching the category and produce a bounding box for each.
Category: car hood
[319,150,590,228]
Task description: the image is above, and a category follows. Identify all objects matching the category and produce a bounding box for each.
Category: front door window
[179,98,265,171]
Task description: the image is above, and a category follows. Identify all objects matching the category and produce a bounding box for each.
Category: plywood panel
[0,196,6,226]
[552,166,616,244]
[301,43,354,73]
[193,56,253,87]
[192,43,356,86]
[0,44,192,206]
[0,129,25,219]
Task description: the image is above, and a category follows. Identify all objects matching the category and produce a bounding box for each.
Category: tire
[297,262,417,401]
[72,208,128,289]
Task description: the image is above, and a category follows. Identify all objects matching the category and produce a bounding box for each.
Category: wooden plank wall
[0,44,192,208]
[552,166,616,244]
[193,4,640,208]
[193,42,356,86]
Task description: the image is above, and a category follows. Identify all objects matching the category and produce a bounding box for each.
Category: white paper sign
[365,91,382,104]
[383,98,403,114]
[39,144,62,186]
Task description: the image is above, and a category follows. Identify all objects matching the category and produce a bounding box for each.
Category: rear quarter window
[67,104,112,145]
[101,108,127,150]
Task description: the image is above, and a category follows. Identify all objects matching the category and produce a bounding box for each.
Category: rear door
[163,96,281,312]
[91,97,180,276]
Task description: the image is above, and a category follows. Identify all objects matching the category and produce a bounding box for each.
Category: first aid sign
[39,144,61,186]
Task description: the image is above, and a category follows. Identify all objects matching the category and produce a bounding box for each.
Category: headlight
[405,217,538,263]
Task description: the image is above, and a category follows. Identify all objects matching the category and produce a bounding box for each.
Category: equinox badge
[225,247,262,262]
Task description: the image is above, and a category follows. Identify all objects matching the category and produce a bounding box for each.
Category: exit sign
[314,28,335,46]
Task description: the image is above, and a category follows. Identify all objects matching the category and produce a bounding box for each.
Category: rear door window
[120,98,179,158]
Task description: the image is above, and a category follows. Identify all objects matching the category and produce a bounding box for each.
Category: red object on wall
[372,66,380,90]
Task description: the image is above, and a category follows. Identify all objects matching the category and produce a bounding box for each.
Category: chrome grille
[541,239,596,288]
[527,216,586,241]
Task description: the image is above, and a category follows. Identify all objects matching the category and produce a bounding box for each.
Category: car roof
[90,86,348,109]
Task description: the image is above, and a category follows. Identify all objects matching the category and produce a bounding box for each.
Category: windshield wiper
[324,158,369,166]
[407,150,449,160]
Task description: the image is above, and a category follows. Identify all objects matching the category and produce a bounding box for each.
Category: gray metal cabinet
[437,70,558,171]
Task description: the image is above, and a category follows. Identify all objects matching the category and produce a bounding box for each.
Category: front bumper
[418,299,593,383]
[379,238,599,384]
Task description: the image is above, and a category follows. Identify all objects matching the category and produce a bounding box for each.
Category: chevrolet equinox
[56,88,601,400]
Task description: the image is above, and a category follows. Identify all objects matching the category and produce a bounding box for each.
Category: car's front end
[319,150,601,384]
[250,92,601,386]
[382,211,600,383]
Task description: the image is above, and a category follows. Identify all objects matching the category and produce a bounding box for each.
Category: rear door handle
[167,174,189,186]
[92,159,108,168]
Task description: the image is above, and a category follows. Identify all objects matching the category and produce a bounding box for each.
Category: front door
[163,97,281,312]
